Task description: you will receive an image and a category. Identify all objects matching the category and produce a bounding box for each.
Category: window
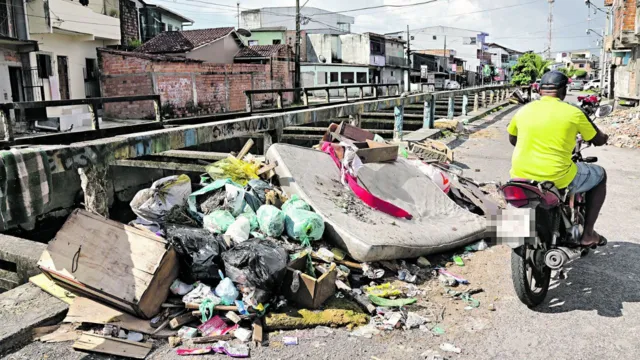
[370,40,384,55]
[168,24,173,31]
[272,39,281,44]
[390,70,395,76]
[357,72,367,83]
[341,72,354,84]
[330,72,338,83]
[85,58,98,80]
[248,40,258,46]
[36,54,52,78]
[579,63,585,68]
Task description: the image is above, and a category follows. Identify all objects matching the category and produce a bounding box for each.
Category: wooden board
[338,122,375,142]
[38,324,80,343]
[38,209,178,318]
[64,297,175,337]
[73,333,152,359]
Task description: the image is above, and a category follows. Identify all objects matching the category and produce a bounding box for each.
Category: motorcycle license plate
[495,206,535,248]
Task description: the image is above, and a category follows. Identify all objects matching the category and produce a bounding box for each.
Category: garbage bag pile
[38,141,498,358]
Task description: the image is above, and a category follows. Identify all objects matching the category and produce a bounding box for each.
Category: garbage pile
[595,106,640,148]
[33,127,501,358]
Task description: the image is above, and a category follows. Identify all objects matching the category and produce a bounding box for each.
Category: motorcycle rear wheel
[511,245,551,307]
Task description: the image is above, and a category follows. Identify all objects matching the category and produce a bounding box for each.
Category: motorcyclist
[506,71,609,247]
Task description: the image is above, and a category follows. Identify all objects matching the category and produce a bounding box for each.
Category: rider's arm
[577,112,608,146]
[507,116,517,146]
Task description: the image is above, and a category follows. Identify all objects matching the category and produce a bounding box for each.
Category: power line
[312,0,440,16]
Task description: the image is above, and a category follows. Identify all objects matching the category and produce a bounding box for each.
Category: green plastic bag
[284,209,325,245]
[238,204,259,231]
[282,194,310,213]
[203,209,235,234]
[256,205,285,237]
[368,295,417,307]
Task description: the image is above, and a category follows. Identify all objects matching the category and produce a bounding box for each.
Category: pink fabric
[321,142,412,220]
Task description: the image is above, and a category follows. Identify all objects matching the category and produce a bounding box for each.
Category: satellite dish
[319,55,326,63]
[236,28,252,37]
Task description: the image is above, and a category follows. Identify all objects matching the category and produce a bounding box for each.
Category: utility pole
[547,0,554,60]
[443,35,448,80]
[237,2,240,29]
[294,0,301,103]
[406,25,411,92]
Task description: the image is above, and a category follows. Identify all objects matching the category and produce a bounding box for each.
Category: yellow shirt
[507,96,597,189]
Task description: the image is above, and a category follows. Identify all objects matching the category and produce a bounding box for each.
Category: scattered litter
[488,303,496,311]
[431,325,446,336]
[404,312,429,329]
[126,332,144,342]
[350,324,380,338]
[365,283,402,298]
[452,255,465,266]
[437,268,469,284]
[234,328,252,342]
[417,256,432,267]
[313,326,334,337]
[170,279,194,296]
[440,343,461,354]
[465,239,489,251]
[177,347,213,356]
[178,327,198,339]
[225,216,251,243]
[215,273,240,305]
[169,336,182,348]
[368,295,417,307]
[283,336,299,345]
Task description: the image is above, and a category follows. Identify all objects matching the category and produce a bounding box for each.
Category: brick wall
[98,49,293,119]
[120,0,140,46]
[3,49,19,63]
[613,0,636,39]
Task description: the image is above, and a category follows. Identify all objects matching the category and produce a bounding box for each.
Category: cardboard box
[38,209,179,319]
[282,257,337,309]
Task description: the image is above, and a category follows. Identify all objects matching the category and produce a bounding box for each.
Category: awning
[0,35,38,52]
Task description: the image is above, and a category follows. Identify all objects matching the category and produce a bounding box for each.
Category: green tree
[510,53,552,85]
[574,69,588,78]
[558,66,577,77]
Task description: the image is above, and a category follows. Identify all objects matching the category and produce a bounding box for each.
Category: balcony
[386,56,407,67]
[27,0,120,41]
[370,54,386,66]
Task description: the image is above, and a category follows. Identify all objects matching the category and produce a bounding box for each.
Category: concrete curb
[0,235,47,291]
[0,283,69,356]
[458,101,513,124]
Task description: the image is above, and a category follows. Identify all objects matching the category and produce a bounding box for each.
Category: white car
[445,80,461,90]
[583,79,601,91]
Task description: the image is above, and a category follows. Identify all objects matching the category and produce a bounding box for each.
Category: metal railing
[0,94,162,141]
[245,83,401,113]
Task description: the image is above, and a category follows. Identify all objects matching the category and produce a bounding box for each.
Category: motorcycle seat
[505,178,564,207]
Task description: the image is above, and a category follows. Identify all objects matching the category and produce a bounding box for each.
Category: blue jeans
[567,163,605,194]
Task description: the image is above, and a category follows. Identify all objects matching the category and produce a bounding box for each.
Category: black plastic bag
[165,223,228,285]
[221,239,288,302]
[246,180,274,205]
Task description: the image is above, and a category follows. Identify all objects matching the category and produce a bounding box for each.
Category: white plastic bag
[130,174,192,226]
[225,216,250,244]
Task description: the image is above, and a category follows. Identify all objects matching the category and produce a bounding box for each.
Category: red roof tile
[137,28,235,54]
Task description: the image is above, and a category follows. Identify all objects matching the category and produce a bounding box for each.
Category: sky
[149,0,608,54]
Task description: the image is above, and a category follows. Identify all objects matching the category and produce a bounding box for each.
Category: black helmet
[540,70,568,90]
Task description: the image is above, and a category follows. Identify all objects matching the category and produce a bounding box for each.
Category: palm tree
[533,57,553,79]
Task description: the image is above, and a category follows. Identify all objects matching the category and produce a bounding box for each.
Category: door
[57,56,70,100]
[8,67,23,102]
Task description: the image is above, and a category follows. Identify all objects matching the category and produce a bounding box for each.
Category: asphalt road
[5,96,640,360]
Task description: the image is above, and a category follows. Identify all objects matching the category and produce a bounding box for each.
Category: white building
[389,26,488,73]
[241,7,354,35]
[486,43,524,82]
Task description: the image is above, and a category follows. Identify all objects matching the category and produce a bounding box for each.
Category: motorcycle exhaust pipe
[544,247,582,270]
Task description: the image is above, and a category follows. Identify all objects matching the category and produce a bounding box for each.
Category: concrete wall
[340,34,369,65]
[162,13,185,31]
[246,31,286,46]
[301,63,370,96]
[25,0,50,34]
[241,7,354,35]
[49,0,121,40]
[307,34,334,64]
[187,36,241,64]
[86,0,120,17]
[99,49,294,118]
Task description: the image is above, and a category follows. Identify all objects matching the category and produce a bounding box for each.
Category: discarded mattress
[266,143,486,262]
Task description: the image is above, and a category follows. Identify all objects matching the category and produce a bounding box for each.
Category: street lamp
[586,29,603,38]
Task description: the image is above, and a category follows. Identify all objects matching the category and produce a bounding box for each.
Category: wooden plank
[252,317,263,346]
[338,122,375,141]
[356,140,398,163]
[32,325,61,340]
[38,210,174,317]
[169,313,197,329]
[257,162,277,175]
[236,138,255,160]
[154,150,229,162]
[73,333,152,359]
[113,159,206,173]
[63,297,175,336]
[39,324,80,343]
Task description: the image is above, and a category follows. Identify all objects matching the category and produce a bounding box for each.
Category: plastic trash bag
[281,194,310,213]
[215,275,239,306]
[238,205,259,231]
[187,178,239,221]
[166,224,227,284]
[205,157,260,186]
[221,239,288,301]
[245,180,274,204]
[203,210,235,234]
[130,175,192,227]
[256,205,285,237]
[284,209,325,244]
[225,217,250,244]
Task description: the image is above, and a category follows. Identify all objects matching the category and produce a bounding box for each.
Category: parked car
[445,80,461,90]
[569,80,585,91]
[583,79,601,91]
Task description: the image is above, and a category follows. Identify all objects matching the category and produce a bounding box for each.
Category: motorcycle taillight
[502,185,529,207]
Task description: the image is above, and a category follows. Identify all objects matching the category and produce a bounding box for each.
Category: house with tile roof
[234,45,294,64]
[136,28,245,64]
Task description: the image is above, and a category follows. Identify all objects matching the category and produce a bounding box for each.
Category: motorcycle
[498,105,610,307]
[577,94,613,118]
